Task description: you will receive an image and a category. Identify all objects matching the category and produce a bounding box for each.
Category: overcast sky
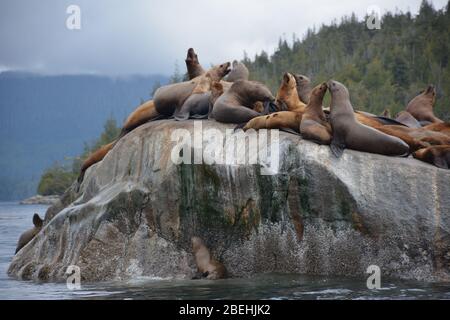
[0,0,447,76]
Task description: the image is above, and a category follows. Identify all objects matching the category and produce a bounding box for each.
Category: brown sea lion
[212,80,275,124]
[226,60,250,82]
[379,125,450,146]
[406,85,443,124]
[374,126,430,152]
[395,111,422,128]
[300,82,332,144]
[15,213,43,254]
[243,73,305,131]
[328,80,409,157]
[77,140,116,187]
[423,122,450,137]
[185,48,205,80]
[413,145,450,169]
[191,236,226,280]
[154,62,231,117]
[276,73,307,112]
[294,74,312,104]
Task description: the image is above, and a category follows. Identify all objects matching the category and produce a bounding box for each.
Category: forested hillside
[244,0,450,119]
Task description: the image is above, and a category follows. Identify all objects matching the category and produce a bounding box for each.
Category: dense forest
[243,0,450,119]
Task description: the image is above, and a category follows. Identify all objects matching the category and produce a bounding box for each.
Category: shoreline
[19,195,60,205]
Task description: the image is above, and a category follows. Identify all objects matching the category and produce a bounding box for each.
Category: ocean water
[1,201,449,300]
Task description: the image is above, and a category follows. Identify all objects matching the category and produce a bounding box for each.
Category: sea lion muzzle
[263,101,279,114]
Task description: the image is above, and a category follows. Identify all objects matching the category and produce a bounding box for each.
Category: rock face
[8,120,450,282]
[20,195,60,205]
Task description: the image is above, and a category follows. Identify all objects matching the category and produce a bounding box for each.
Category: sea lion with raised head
[406,85,443,124]
[242,73,306,131]
[276,73,307,112]
[226,60,250,82]
[212,80,275,124]
[294,74,312,104]
[15,213,43,254]
[413,145,450,169]
[154,62,231,118]
[191,236,226,280]
[300,82,332,144]
[185,48,206,80]
[328,80,409,157]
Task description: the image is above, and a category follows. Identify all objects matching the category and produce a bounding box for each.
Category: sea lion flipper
[434,157,449,169]
[330,137,345,158]
[234,123,247,132]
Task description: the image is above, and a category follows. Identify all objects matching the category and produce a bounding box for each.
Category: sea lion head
[207,62,231,82]
[226,60,250,82]
[185,48,199,65]
[191,236,205,252]
[327,80,353,114]
[413,145,450,169]
[327,80,349,100]
[240,80,275,103]
[15,213,43,254]
[294,74,312,103]
[32,213,43,228]
[423,84,436,104]
[310,82,328,102]
[275,73,299,111]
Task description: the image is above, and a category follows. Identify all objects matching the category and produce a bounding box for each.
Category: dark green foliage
[245,1,450,120]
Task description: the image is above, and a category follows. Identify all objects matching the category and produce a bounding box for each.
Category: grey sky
[0,0,447,76]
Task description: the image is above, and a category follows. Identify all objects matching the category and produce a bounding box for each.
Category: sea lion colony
[14,48,450,276]
[77,47,449,181]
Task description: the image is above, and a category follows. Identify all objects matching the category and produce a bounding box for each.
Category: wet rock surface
[8,120,450,282]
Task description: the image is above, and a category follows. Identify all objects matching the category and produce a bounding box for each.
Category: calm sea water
[1,201,449,300]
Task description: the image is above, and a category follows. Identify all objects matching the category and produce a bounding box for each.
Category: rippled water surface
[1,202,449,300]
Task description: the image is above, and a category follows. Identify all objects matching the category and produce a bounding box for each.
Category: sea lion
[378,125,450,146]
[413,145,450,169]
[294,74,312,104]
[15,213,43,254]
[212,80,275,124]
[374,125,430,152]
[406,85,443,123]
[395,111,422,128]
[191,236,226,280]
[185,48,206,80]
[300,82,332,144]
[276,73,307,112]
[226,60,250,82]
[154,62,231,117]
[423,122,450,137]
[242,73,306,131]
[77,140,116,187]
[328,80,409,157]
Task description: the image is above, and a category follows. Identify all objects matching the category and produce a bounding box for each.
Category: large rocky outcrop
[8,120,450,282]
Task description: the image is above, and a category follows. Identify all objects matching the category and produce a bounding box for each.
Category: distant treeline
[243,0,450,120]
